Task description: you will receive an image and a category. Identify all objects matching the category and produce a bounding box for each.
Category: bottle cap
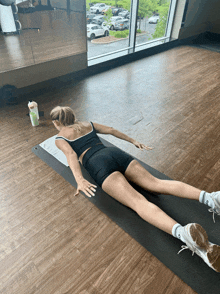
[28,101,38,109]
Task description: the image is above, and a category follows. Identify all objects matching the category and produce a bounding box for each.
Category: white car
[91,15,105,24]
[118,10,129,18]
[90,3,110,14]
[108,16,125,30]
[87,24,109,40]
[114,19,130,31]
[148,15,160,24]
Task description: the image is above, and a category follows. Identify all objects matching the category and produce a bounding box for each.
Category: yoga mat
[33,137,220,294]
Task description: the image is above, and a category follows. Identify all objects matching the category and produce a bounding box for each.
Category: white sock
[172,223,185,243]
[199,191,215,209]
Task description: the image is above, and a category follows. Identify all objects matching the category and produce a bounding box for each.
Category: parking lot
[88,19,157,59]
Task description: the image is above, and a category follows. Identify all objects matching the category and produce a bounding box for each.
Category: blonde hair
[50,106,81,130]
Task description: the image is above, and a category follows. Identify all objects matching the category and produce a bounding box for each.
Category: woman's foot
[200,191,220,222]
[208,192,220,223]
[177,223,220,272]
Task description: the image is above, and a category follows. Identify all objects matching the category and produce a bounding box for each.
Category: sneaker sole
[207,245,220,273]
[190,223,220,272]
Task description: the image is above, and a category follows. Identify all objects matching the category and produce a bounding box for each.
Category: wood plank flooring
[1,45,220,293]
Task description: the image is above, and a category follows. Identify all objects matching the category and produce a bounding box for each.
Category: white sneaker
[177,223,220,272]
[208,192,220,223]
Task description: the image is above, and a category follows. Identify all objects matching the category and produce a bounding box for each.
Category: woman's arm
[55,139,97,197]
[92,122,153,151]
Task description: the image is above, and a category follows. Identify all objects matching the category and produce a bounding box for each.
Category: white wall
[179,0,220,39]
[171,0,186,40]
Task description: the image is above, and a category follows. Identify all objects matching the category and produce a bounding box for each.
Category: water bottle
[28,100,39,120]
[28,100,39,126]
[30,111,39,126]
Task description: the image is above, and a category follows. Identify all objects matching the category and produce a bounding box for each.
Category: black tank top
[55,122,103,158]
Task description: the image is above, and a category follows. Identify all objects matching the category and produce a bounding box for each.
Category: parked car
[118,10,129,18]
[86,14,96,24]
[125,13,130,19]
[114,19,130,31]
[87,24,109,40]
[90,3,109,14]
[108,16,125,30]
[101,6,113,15]
[91,19,104,26]
[112,7,126,16]
[91,19,109,26]
[92,15,105,22]
[148,15,160,24]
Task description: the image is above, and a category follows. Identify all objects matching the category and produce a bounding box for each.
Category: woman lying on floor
[50,106,220,272]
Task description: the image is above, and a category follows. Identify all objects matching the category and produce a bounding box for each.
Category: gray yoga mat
[32,137,220,294]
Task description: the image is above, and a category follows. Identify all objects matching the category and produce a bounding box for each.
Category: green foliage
[117,0,130,10]
[109,30,129,38]
[136,29,142,33]
[138,0,159,18]
[149,1,170,40]
[86,0,167,17]
[86,0,120,9]
[103,8,113,26]
[101,0,117,5]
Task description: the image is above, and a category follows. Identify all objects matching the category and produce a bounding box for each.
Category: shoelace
[208,194,220,223]
[177,245,195,256]
[208,208,220,223]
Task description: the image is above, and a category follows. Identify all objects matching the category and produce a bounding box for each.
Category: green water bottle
[30,111,39,126]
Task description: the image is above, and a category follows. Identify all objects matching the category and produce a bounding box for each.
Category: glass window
[87,0,132,60]
[88,0,177,65]
[135,0,171,48]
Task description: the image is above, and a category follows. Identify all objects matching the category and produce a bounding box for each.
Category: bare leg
[125,160,201,201]
[102,163,220,273]
[102,171,177,235]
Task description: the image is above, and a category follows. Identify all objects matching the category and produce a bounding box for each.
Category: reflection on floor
[0,9,86,73]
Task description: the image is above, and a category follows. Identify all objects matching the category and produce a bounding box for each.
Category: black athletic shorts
[83,146,134,187]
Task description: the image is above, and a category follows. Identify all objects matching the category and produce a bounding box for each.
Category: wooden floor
[1,44,220,293]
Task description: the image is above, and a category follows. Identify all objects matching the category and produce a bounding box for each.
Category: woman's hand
[133,140,154,151]
[74,178,97,198]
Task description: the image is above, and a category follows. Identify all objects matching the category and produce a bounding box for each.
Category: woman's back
[57,121,92,141]
[55,121,104,159]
